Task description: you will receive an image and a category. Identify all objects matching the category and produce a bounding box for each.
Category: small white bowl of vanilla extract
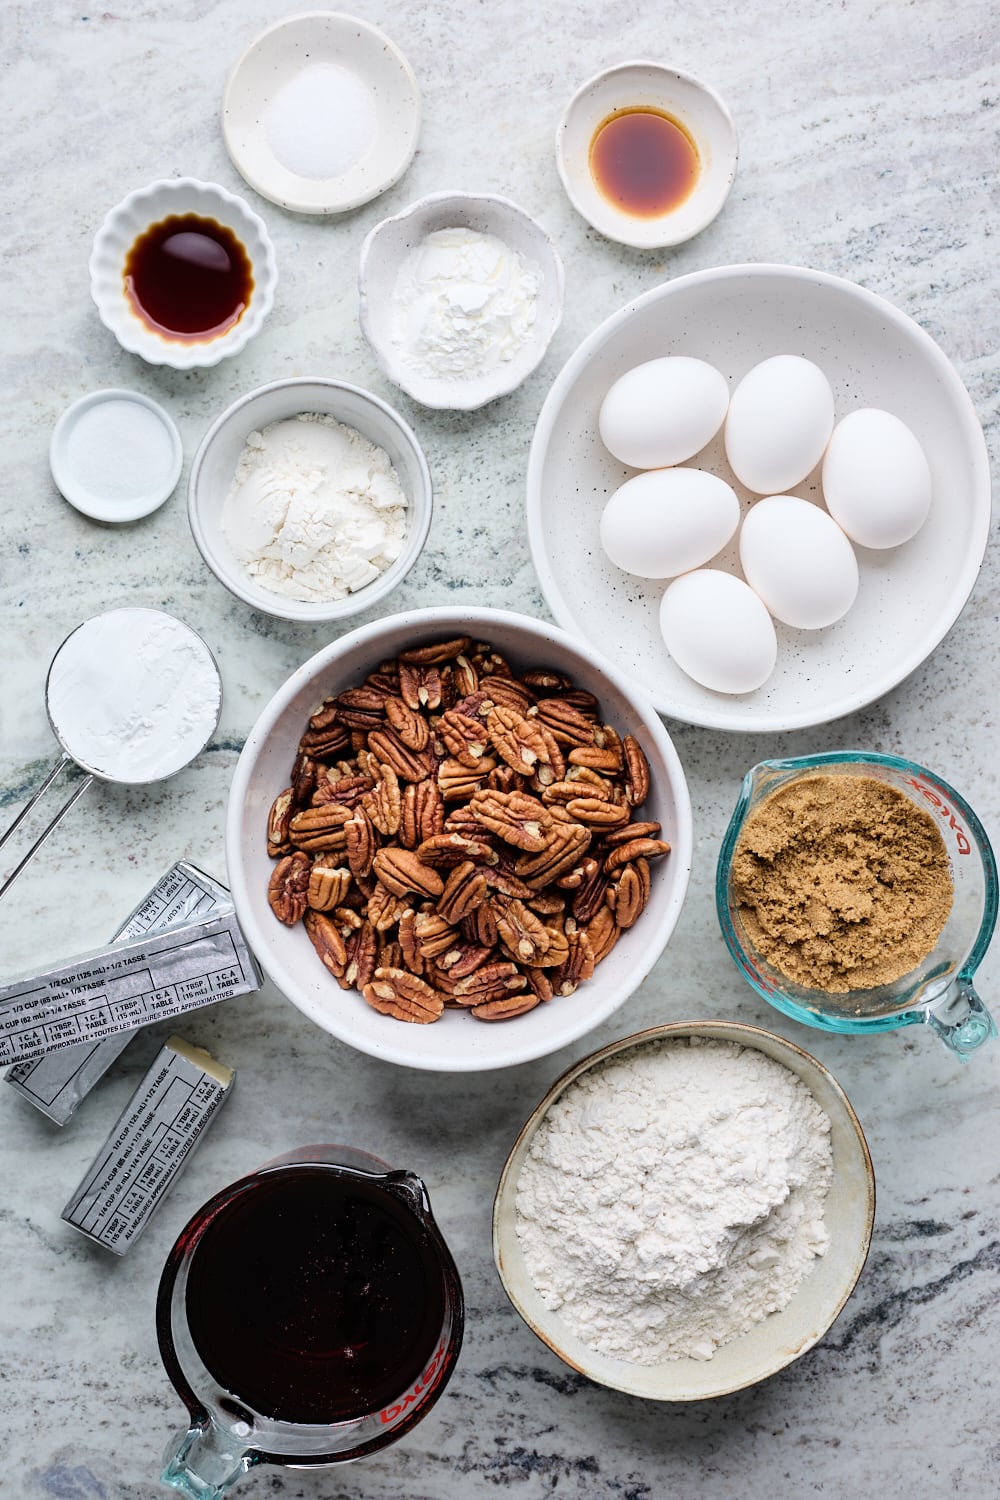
[89,178,278,368]
[556,61,738,249]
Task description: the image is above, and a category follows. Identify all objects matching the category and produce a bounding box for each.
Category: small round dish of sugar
[359,192,565,410]
[50,389,183,523]
[222,12,420,215]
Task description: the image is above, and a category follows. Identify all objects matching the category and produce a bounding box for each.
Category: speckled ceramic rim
[526,262,993,731]
[225,605,693,1071]
[187,376,433,624]
[49,389,183,523]
[358,191,565,410]
[222,11,421,214]
[493,1019,876,1400]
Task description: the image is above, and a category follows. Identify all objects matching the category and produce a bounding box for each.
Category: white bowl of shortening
[188,377,433,624]
[358,192,565,410]
[493,1020,874,1399]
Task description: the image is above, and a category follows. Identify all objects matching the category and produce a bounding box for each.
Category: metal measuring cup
[0,607,222,901]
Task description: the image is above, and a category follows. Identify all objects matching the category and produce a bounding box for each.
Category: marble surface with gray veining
[2,0,999,1495]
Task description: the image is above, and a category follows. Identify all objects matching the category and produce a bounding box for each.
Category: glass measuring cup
[0,608,221,901]
[716,752,998,1061]
[156,1147,464,1497]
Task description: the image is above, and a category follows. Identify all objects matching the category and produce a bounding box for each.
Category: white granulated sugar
[222,413,408,604]
[389,226,542,382]
[515,1038,833,1364]
[265,63,377,180]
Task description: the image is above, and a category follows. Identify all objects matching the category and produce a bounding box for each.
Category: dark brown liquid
[589,109,700,218]
[184,1168,447,1424]
[123,214,253,341]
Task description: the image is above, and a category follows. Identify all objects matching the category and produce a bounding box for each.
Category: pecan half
[586,905,619,963]
[266,788,295,856]
[471,994,540,1021]
[373,847,444,899]
[494,896,551,966]
[342,919,378,990]
[438,708,490,768]
[345,807,378,878]
[307,860,352,912]
[604,819,662,848]
[361,762,402,836]
[469,789,552,852]
[565,795,630,830]
[438,756,498,801]
[549,926,596,996]
[288,803,352,853]
[515,820,592,888]
[487,706,551,778]
[437,860,489,924]
[362,967,445,1023]
[533,698,598,747]
[367,728,434,784]
[385,695,431,751]
[604,836,671,873]
[609,858,650,928]
[268,852,311,925]
[400,778,445,850]
[303,909,348,976]
[623,734,651,808]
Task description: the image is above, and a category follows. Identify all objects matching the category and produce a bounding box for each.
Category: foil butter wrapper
[6,861,235,1125]
[62,1035,235,1255]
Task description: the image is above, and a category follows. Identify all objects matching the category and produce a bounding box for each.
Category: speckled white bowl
[493,1019,875,1400]
[556,62,738,248]
[89,178,277,370]
[226,606,693,1071]
[527,263,992,731]
[223,12,421,214]
[358,192,565,410]
[188,377,432,623]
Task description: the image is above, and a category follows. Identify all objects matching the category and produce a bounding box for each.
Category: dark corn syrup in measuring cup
[184,1167,448,1424]
[123,214,253,341]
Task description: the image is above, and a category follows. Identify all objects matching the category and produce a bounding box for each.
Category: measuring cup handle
[161,1421,260,1499]
[924,980,998,1062]
[0,755,93,902]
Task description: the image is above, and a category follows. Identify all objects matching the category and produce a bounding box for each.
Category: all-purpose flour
[515,1037,833,1364]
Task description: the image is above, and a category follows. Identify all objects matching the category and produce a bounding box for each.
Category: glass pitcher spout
[161,1420,259,1498]
[923,979,997,1061]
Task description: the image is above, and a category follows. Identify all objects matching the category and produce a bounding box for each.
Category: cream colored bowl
[493,1020,875,1398]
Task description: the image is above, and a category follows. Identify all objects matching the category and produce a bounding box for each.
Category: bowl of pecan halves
[226,606,693,1070]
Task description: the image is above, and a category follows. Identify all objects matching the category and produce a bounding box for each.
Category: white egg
[725,356,835,494]
[739,495,859,629]
[660,570,778,694]
[822,408,932,548]
[599,468,740,578]
[598,357,730,469]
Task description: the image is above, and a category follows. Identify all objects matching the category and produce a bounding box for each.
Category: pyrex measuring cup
[156,1147,465,1497]
[0,608,221,901]
[716,752,998,1060]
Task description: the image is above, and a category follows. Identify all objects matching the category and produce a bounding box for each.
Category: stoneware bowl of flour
[226,605,693,1072]
[493,1020,875,1399]
[358,192,565,410]
[188,377,433,623]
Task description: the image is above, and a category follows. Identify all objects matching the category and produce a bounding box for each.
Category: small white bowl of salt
[359,192,565,411]
[222,12,421,215]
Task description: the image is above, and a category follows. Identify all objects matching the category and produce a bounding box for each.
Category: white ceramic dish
[226,606,693,1071]
[493,1019,875,1400]
[223,12,420,215]
[358,192,565,410]
[527,264,992,731]
[89,178,277,370]
[50,389,183,523]
[188,377,432,624]
[556,62,738,249]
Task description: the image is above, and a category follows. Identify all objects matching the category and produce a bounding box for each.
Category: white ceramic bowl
[89,178,277,370]
[188,378,432,623]
[223,12,420,214]
[493,1019,875,1399]
[50,389,183,523]
[527,264,992,731]
[556,62,738,249]
[358,192,565,410]
[226,606,693,1071]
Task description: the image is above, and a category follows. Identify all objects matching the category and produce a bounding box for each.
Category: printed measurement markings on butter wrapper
[6,862,234,1125]
[0,910,259,1067]
[62,1035,234,1254]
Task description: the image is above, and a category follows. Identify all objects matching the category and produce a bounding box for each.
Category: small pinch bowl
[358,191,565,410]
[89,178,278,369]
[226,606,693,1071]
[188,377,433,624]
[493,1020,875,1400]
[556,61,738,249]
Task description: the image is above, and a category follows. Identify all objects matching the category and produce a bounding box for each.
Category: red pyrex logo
[904,777,971,854]
[378,1341,448,1424]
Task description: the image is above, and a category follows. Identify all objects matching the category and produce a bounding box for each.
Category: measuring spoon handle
[0,755,94,902]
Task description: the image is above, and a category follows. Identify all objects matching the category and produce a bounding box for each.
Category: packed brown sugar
[730,774,953,992]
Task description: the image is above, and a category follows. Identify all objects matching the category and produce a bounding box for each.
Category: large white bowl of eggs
[526,264,991,731]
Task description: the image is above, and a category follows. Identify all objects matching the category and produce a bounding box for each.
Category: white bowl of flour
[494,1020,874,1399]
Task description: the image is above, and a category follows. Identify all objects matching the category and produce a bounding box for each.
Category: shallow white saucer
[223,12,421,215]
[50,390,183,523]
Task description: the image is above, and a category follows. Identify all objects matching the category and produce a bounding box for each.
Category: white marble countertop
[2,0,998,1495]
